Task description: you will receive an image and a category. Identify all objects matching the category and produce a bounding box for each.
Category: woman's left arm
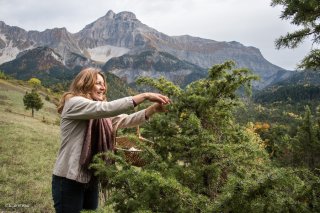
[111,110,146,131]
[111,103,167,130]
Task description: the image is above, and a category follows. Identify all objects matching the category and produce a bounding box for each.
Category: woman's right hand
[132,92,170,105]
[144,93,170,104]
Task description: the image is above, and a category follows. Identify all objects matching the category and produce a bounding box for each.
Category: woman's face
[90,74,106,101]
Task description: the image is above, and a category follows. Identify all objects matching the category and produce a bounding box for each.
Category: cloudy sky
[0,0,314,70]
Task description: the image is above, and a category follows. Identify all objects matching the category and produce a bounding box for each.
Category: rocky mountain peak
[103,10,137,21]
[81,10,140,32]
[105,10,116,19]
[0,21,27,38]
[75,10,146,50]
[41,27,69,40]
[115,11,137,21]
[26,27,81,59]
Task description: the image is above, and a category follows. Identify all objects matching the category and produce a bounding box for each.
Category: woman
[52,67,170,212]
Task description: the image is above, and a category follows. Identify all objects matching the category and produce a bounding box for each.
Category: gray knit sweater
[53,96,146,183]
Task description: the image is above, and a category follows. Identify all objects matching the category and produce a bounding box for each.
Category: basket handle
[135,108,153,143]
[136,125,141,138]
[134,107,142,139]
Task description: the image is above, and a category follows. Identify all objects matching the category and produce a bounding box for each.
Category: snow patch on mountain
[0,41,18,64]
[0,34,20,64]
[50,51,64,64]
[87,45,130,63]
[0,34,7,43]
[0,34,35,64]
[0,46,19,63]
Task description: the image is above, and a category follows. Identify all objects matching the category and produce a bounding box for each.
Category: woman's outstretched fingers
[159,94,171,104]
[132,93,171,106]
[146,93,170,104]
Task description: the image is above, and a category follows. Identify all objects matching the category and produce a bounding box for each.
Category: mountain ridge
[253,70,320,103]
[0,10,292,89]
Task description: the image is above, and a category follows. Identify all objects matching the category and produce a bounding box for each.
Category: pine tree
[316,106,320,143]
[294,106,320,169]
[271,0,320,70]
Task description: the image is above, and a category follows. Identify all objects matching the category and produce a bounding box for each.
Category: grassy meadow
[0,79,60,212]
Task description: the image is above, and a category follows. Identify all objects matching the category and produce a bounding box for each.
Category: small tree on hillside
[23,89,43,117]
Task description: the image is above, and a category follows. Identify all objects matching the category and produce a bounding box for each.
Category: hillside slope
[0,79,60,212]
[253,70,320,103]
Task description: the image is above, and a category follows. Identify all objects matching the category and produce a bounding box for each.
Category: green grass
[0,79,60,212]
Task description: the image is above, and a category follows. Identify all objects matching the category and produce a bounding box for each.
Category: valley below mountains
[0,10,293,89]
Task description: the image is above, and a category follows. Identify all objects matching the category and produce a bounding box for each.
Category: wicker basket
[115,126,153,167]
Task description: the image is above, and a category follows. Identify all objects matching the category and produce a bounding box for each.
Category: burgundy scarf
[80,118,114,169]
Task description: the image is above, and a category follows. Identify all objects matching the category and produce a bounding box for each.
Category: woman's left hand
[152,103,168,113]
[145,103,169,119]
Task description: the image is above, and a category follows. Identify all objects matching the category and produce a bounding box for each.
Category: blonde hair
[57,67,107,114]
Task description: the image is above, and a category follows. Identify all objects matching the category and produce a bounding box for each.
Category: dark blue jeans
[52,175,99,213]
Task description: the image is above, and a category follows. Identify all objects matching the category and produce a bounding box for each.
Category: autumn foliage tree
[28,77,42,89]
[92,61,320,212]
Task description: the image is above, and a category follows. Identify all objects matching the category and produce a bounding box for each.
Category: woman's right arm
[62,96,135,120]
[62,93,170,120]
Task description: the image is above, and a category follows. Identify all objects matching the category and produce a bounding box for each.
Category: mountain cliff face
[102,50,207,86]
[0,10,292,89]
[75,11,149,49]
